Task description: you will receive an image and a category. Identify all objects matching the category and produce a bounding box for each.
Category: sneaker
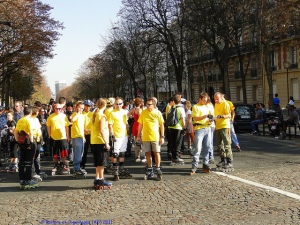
[141,158,147,163]
[135,158,141,163]
[250,131,257,135]
[175,158,184,163]
[209,159,215,164]
[32,174,41,180]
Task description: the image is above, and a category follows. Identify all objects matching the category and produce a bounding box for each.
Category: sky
[40,0,123,94]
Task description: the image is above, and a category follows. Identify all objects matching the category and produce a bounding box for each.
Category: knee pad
[112,151,119,158]
[118,152,125,158]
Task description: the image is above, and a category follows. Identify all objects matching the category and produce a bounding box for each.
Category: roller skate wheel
[107,186,112,190]
[99,186,104,190]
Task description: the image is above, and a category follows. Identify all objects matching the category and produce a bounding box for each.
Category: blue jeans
[251,120,264,132]
[209,126,215,160]
[72,138,84,171]
[191,127,211,168]
[230,123,239,146]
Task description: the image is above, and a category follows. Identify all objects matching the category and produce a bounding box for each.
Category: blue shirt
[273,97,280,105]
[0,114,7,130]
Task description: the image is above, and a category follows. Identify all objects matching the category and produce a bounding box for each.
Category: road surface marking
[214,171,300,201]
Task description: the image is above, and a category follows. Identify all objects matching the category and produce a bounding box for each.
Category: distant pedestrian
[273,93,281,112]
[287,96,295,115]
[13,101,24,123]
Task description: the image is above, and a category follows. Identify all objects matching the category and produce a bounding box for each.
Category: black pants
[81,134,91,168]
[168,128,184,160]
[19,143,35,181]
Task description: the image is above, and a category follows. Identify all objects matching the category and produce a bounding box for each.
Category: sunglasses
[147,103,153,106]
[116,103,123,105]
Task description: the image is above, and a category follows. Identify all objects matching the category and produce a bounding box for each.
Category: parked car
[233,104,256,131]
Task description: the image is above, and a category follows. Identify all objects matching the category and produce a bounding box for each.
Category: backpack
[165,106,181,126]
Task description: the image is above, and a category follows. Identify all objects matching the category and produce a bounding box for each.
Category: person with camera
[190,92,213,174]
[108,97,132,181]
[214,92,233,171]
[90,98,112,189]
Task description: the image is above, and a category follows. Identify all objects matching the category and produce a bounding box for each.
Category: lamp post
[284,61,291,102]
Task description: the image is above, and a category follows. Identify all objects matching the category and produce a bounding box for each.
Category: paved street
[1,133,300,224]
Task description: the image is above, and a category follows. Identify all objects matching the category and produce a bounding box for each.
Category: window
[237,86,243,101]
[289,46,298,68]
[235,61,241,79]
[273,81,277,96]
[291,79,299,100]
[270,51,277,70]
[251,58,257,77]
[253,85,258,101]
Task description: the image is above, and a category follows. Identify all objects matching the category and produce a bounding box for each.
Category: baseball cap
[107,97,115,107]
[84,100,93,106]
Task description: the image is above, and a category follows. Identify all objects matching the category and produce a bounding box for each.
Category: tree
[0,0,63,105]
[119,0,188,93]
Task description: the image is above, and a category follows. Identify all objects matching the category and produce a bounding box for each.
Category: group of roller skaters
[1,91,238,190]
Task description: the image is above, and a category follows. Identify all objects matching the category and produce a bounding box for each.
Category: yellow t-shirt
[104,107,114,122]
[192,103,210,130]
[15,116,31,135]
[46,113,69,140]
[83,111,93,135]
[91,112,108,144]
[71,112,85,138]
[108,109,127,138]
[30,117,42,141]
[138,108,164,142]
[165,104,171,119]
[214,101,231,130]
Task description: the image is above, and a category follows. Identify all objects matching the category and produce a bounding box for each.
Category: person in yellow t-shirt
[190,92,213,174]
[103,97,115,173]
[81,99,93,169]
[70,101,86,176]
[136,97,164,180]
[14,106,37,188]
[30,106,46,180]
[90,98,112,188]
[108,97,130,181]
[214,92,233,171]
[46,103,70,174]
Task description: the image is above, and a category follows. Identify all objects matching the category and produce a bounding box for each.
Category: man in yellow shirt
[137,97,165,180]
[70,101,86,178]
[46,103,70,175]
[108,97,131,181]
[190,92,213,174]
[214,92,233,171]
[14,106,38,189]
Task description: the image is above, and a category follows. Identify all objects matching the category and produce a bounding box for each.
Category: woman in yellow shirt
[91,98,112,189]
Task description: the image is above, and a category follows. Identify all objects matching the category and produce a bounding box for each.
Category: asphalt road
[1,133,300,225]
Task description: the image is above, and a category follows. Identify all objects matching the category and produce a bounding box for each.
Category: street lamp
[284,61,291,102]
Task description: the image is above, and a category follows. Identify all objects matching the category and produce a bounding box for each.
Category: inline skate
[156,167,162,181]
[19,179,39,190]
[72,169,87,178]
[119,166,133,179]
[144,167,154,180]
[169,158,185,166]
[94,179,112,190]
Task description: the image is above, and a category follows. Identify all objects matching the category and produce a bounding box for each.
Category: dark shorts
[91,144,105,167]
[52,139,68,158]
